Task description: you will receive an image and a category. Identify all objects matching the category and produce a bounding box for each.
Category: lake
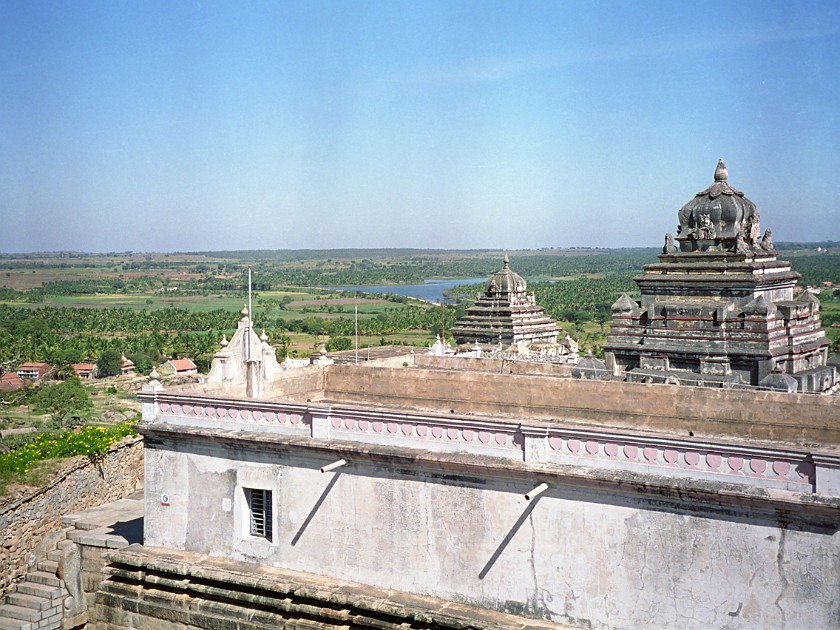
[328,278,487,303]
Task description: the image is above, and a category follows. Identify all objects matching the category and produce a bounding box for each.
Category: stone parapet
[141,365,840,444]
[138,423,840,527]
[139,380,840,500]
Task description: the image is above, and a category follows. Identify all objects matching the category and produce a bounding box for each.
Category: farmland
[1,245,838,496]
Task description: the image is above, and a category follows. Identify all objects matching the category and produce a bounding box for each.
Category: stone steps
[0,616,33,630]
[11,584,61,602]
[0,617,35,630]
[0,606,37,623]
[34,561,57,576]
[0,529,70,630]
[20,572,62,590]
[2,595,49,613]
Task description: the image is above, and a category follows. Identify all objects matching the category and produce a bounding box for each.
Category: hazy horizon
[2,1,839,253]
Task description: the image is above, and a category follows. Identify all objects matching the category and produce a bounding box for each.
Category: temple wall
[166,364,327,402]
[322,365,840,444]
[414,355,574,377]
[141,435,840,630]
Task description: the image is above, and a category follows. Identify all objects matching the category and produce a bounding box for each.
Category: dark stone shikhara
[451,254,560,349]
[604,159,836,392]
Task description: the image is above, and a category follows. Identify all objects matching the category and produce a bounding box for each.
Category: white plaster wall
[143,442,840,630]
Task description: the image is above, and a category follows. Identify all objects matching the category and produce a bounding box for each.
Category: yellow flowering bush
[0,423,136,475]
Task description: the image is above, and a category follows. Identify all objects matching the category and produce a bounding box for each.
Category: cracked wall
[144,439,840,630]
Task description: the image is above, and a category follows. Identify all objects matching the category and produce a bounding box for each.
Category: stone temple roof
[674,159,772,255]
[452,255,559,348]
[758,369,799,393]
[484,254,527,297]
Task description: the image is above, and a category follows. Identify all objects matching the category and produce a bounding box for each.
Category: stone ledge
[97,545,569,629]
[138,423,840,528]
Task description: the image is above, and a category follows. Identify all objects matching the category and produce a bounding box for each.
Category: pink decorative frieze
[157,398,310,431]
[153,394,819,493]
[547,430,812,489]
[328,413,520,451]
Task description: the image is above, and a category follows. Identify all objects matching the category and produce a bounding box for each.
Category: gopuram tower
[451,254,561,351]
[604,159,836,392]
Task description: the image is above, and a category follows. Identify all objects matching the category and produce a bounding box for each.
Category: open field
[1,246,837,373]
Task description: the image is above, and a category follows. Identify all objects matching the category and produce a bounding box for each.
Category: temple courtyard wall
[137,364,840,629]
[177,361,840,445]
[140,430,840,629]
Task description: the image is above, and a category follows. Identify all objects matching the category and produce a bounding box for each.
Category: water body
[328,278,486,303]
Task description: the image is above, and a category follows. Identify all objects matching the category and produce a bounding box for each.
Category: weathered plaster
[141,432,840,629]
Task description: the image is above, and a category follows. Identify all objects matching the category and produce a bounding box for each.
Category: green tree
[326,336,352,352]
[97,349,123,378]
[31,378,93,424]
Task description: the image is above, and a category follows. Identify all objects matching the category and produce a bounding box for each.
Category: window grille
[246,488,272,540]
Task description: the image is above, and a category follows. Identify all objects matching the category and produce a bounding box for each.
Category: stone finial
[319,343,327,356]
[714,158,728,182]
[220,334,228,347]
[662,233,677,254]
[150,366,160,380]
[260,329,268,342]
[503,253,510,268]
[241,304,249,317]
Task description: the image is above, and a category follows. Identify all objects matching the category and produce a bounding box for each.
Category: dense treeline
[0,306,240,374]
[0,306,237,334]
[271,305,460,338]
[0,301,454,373]
[199,250,658,290]
[531,276,638,325]
[783,253,840,287]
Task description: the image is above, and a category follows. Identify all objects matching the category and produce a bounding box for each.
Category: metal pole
[355,303,359,364]
[247,266,252,362]
[441,296,445,344]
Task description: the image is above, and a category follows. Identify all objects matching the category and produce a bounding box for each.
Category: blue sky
[1,0,839,253]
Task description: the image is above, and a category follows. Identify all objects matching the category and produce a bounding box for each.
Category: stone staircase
[0,529,72,630]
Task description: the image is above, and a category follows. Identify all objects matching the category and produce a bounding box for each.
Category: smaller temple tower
[604,160,835,392]
[207,305,281,396]
[452,254,561,351]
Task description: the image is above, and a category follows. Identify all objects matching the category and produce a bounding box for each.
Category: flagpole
[247,266,252,362]
[355,303,359,364]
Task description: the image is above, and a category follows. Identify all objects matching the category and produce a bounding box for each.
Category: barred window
[245,488,272,540]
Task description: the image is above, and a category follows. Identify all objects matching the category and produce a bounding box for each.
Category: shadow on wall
[291,472,342,546]
[106,517,144,545]
[479,498,540,579]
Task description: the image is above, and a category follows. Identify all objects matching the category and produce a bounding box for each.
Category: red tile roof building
[167,358,198,374]
[16,362,51,381]
[73,363,97,379]
[0,372,25,392]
